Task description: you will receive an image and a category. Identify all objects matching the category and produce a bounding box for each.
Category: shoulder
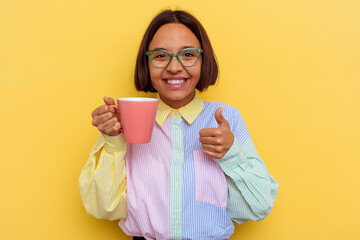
[202,101,244,128]
[203,101,241,118]
[203,101,250,143]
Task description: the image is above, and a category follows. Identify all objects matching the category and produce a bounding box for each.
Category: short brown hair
[134,9,219,92]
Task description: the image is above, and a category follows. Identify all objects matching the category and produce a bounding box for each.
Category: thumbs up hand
[199,107,235,159]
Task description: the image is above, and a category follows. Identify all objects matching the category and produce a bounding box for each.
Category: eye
[180,50,199,60]
[180,49,198,58]
[151,51,170,61]
[153,53,166,58]
[184,52,195,57]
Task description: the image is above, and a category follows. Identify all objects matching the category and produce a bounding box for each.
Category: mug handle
[109,104,118,111]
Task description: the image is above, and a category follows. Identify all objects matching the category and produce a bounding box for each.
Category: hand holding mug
[91,96,121,136]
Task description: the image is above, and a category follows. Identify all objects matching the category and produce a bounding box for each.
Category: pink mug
[112,97,158,143]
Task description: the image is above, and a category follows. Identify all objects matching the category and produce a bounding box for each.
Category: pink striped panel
[193,150,228,207]
[120,117,172,239]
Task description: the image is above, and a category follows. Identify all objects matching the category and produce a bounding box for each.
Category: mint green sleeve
[217,110,279,224]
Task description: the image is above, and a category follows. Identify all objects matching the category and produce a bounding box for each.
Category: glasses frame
[146,48,203,68]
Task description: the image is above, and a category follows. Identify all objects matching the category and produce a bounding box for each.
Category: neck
[160,91,196,109]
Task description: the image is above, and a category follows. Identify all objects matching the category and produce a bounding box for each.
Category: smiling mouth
[166,79,185,85]
[163,78,189,85]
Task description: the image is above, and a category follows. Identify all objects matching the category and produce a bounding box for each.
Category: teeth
[166,79,185,85]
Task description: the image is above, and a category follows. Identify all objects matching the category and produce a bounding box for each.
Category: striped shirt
[79,93,279,240]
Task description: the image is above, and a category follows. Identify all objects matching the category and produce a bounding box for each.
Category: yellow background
[1,0,359,239]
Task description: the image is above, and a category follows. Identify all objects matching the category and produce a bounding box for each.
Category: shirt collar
[155,92,204,127]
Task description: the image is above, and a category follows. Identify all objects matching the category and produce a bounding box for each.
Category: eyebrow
[150,46,197,51]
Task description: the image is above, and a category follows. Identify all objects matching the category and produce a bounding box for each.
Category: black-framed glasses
[146,48,203,68]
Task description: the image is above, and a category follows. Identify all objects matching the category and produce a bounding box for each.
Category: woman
[79,9,279,240]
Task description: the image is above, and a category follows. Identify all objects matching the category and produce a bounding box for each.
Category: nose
[166,57,183,73]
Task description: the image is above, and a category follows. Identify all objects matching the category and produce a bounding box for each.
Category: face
[148,23,202,109]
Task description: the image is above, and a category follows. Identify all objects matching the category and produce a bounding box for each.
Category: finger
[201,144,224,153]
[104,121,121,136]
[203,150,222,159]
[199,136,223,145]
[199,128,221,137]
[97,117,119,132]
[92,105,115,118]
[103,96,116,106]
[92,111,116,126]
[103,96,117,113]
[214,107,229,127]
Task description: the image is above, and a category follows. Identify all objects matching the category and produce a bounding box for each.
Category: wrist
[103,133,127,152]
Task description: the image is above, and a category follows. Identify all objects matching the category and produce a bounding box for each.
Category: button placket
[169,116,184,239]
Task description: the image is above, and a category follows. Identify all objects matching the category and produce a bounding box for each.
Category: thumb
[103,96,116,106]
[215,107,228,127]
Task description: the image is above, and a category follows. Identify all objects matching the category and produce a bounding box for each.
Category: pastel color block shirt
[79,93,279,240]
